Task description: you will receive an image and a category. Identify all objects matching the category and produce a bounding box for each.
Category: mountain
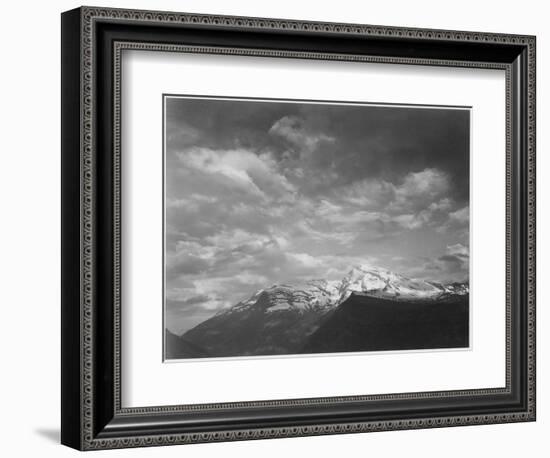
[302,293,469,354]
[178,281,339,358]
[217,279,341,315]
[167,265,469,359]
[164,329,210,359]
[337,265,467,302]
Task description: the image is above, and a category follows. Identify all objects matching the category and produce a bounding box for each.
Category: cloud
[311,168,464,237]
[340,179,395,208]
[391,168,450,213]
[174,294,211,307]
[287,252,326,269]
[437,205,470,235]
[235,272,269,285]
[204,229,270,252]
[166,240,218,278]
[166,166,470,313]
[269,115,335,154]
[447,243,469,258]
[165,121,202,150]
[164,98,470,331]
[448,206,469,225]
[413,244,469,281]
[292,220,356,245]
[166,193,218,211]
[176,147,296,202]
[391,214,423,230]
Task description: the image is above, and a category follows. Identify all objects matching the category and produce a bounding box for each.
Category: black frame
[61,6,536,450]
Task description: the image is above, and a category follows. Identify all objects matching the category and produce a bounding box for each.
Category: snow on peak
[220,265,468,316]
[338,264,463,302]
[259,281,341,313]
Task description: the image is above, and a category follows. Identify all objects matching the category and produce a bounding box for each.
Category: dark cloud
[164,96,470,333]
[166,97,469,203]
[168,295,211,308]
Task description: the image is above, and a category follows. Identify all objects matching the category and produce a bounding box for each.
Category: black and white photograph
[163,95,471,360]
[56,4,538,452]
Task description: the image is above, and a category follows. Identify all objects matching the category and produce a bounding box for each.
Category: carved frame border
[68,6,535,450]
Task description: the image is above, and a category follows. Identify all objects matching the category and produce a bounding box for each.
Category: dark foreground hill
[165,329,210,359]
[302,294,469,353]
[166,293,469,359]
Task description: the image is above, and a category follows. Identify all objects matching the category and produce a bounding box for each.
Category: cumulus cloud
[390,168,450,212]
[176,147,296,201]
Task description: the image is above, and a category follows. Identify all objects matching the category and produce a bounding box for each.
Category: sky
[164,96,470,333]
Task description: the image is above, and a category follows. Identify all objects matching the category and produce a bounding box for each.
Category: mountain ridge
[166,265,469,359]
[218,264,468,317]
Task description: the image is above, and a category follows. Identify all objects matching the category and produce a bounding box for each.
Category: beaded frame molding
[61,6,536,451]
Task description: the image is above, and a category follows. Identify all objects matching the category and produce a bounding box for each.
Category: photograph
[57,4,537,451]
[163,96,471,360]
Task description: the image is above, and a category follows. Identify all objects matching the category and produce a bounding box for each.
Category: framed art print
[61,6,536,450]
[162,95,471,361]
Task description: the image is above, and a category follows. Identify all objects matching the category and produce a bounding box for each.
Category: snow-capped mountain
[168,265,469,359]
[220,279,341,315]
[221,264,468,316]
[337,265,468,302]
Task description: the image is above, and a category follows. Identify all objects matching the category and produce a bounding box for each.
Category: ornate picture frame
[61,6,536,450]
